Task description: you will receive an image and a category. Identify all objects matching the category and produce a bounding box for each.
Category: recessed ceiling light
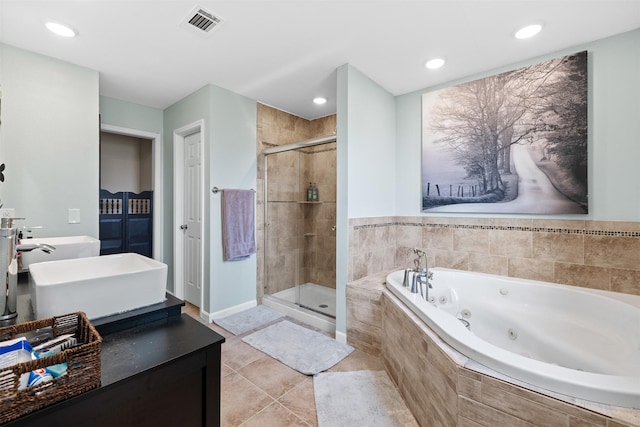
[313,97,327,105]
[425,58,445,70]
[515,24,542,39]
[45,22,77,38]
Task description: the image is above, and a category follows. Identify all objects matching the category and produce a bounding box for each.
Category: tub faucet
[402,268,414,288]
[411,268,433,300]
[404,248,422,288]
[407,248,433,300]
[408,248,429,294]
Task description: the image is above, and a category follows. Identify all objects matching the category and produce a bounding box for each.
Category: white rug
[242,320,354,375]
[314,370,418,427]
[214,305,285,335]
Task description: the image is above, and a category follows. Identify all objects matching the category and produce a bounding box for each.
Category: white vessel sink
[21,235,100,270]
[29,253,167,320]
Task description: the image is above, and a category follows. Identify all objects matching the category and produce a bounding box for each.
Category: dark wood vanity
[3,294,225,427]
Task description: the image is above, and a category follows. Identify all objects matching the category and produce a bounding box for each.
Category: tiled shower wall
[349,216,640,296]
[256,103,336,301]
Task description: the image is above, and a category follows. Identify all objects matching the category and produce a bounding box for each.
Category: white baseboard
[208,300,257,322]
[335,330,347,344]
[199,309,211,323]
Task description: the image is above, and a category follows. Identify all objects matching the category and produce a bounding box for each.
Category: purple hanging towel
[221,189,256,261]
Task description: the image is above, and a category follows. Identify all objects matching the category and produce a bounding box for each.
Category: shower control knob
[180,224,188,230]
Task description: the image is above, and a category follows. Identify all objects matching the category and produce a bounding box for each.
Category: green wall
[163,85,257,314]
[336,63,396,335]
[163,85,211,298]
[395,28,640,221]
[208,85,257,313]
[99,96,163,134]
[0,43,99,237]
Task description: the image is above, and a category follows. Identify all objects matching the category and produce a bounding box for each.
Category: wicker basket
[0,312,102,424]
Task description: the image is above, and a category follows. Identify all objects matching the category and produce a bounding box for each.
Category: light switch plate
[68,208,81,224]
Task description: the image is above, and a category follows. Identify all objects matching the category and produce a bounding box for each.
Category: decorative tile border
[353,221,640,237]
[352,222,398,229]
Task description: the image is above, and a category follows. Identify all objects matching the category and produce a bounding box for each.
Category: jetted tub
[30,253,167,320]
[386,267,640,409]
[20,235,100,270]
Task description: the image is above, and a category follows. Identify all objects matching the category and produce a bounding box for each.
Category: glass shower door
[264,147,304,304]
[295,142,337,318]
[263,140,336,319]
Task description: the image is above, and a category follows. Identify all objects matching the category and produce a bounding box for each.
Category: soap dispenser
[307,182,313,202]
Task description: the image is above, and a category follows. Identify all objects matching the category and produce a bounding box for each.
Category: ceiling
[1,1,640,120]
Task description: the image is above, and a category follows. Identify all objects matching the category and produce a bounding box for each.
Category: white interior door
[183,131,202,306]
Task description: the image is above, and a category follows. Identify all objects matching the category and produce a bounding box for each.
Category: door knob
[180,224,188,230]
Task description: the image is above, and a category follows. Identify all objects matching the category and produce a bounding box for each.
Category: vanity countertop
[100,312,225,386]
[3,276,225,427]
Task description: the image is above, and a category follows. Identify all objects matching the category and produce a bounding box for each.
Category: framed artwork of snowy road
[421,51,588,214]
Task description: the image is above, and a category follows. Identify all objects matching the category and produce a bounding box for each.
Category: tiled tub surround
[386,267,640,409]
[257,104,336,303]
[345,219,640,426]
[349,217,640,297]
[382,288,640,427]
[345,269,395,357]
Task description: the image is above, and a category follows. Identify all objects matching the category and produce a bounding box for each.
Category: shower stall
[261,135,337,333]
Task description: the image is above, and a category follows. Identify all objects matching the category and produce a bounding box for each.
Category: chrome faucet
[412,268,433,300]
[0,218,55,324]
[407,248,433,301]
[403,248,422,288]
[16,242,56,254]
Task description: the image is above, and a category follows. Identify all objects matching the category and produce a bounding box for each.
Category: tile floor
[182,303,386,427]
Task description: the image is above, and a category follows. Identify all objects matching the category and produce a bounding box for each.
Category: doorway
[99,124,162,259]
[173,120,204,309]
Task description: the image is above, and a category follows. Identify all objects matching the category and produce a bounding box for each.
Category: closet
[100,132,153,257]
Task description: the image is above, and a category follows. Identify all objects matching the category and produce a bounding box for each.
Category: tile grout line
[226,368,277,427]
[223,317,321,426]
[231,322,320,424]
[276,377,318,424]
[235,361,307,402]
[238,400,313,427]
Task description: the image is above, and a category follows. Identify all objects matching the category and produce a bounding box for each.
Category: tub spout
[410,273,420,293]
[402,268,415,288]
[17,243,56,254]
[412,268,433,300]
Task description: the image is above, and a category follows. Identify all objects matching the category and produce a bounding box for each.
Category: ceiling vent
[180,6,225,37]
